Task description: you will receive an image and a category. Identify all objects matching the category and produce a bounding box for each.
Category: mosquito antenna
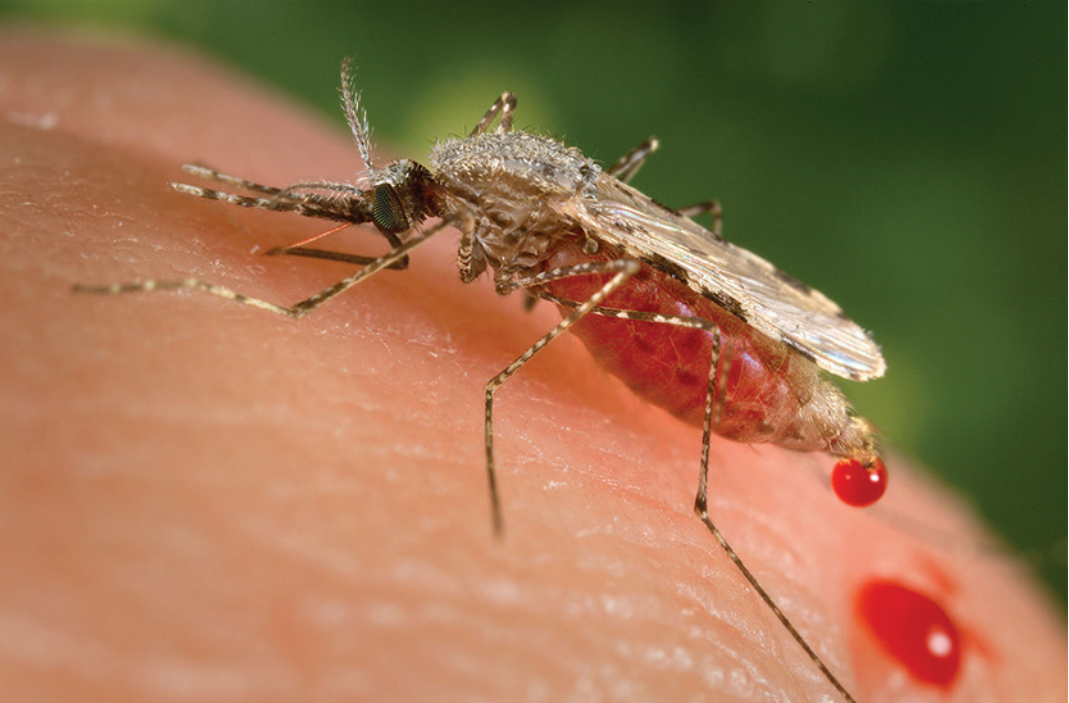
[340,57,373,170]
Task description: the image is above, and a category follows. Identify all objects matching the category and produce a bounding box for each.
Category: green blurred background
[6,2,1064,603]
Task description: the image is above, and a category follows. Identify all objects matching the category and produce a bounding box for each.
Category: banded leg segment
[470,92,518,137]
[529,290,717,331]
[72,217,459,319]
[677,199,724,238]
[602,142,724,237]
[523,289,857,703]
[689,327,857,702]
[607,137,660,184]
[483,259,641,534]
[486,258,728,538]
[694,465,859,703]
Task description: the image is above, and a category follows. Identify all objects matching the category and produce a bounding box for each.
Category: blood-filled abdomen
[539,245,862,456]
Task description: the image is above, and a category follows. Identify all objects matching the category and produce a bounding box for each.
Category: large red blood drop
[856,579,963,689]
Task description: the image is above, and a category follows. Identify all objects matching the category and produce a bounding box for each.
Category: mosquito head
[364,159,437,234]
[338,60,440,235]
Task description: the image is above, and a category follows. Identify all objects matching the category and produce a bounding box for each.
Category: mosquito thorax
[429,131,602,284]
[431,132,599,203]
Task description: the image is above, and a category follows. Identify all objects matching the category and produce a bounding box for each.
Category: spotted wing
[562,176,886,381]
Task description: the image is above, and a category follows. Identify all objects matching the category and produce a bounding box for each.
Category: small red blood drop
[832,457,887,507]
[857,580,963,689]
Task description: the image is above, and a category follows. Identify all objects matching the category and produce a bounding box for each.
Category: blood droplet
[857,579,963,689]
[832,457,887,507]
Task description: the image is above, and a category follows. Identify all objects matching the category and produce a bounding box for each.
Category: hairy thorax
[431,132,598,283]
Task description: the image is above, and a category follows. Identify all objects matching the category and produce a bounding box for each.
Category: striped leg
[604,143,723,237]
[470,92,518,137]
[677,199,724,238]
[482,259,641,534]
[607,137,660,184]
[72,217,456,319]
[522,289,858,703]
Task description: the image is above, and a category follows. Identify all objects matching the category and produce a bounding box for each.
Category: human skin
[0,32,1064,703]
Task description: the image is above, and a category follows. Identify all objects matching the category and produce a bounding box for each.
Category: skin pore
[1,32,1064,702]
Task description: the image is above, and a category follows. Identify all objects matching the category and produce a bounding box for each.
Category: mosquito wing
[561,175,886,382]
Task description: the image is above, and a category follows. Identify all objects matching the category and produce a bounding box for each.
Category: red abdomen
[540,246,838,453]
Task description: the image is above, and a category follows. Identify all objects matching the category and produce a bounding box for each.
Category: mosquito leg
[607,137,660,184]
[692,343,858,703]
[72,217,457,319]
[528,288,857,703]
[694,492,859,702]
[532,288,862,703]
[456,225,481,282]
[470,92,518,137]
[677,200,723,238]
[482,259,641,533]
[499,259,640,295]
[529,290,718,332]
[605,140,720,233]
[676,200,721,219]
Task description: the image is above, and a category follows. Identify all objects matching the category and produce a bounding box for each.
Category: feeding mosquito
[74,58,887,703]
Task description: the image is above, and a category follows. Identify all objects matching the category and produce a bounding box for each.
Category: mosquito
[74,58,887,703]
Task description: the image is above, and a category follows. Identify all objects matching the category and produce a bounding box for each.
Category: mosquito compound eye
[372,184,409,233]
